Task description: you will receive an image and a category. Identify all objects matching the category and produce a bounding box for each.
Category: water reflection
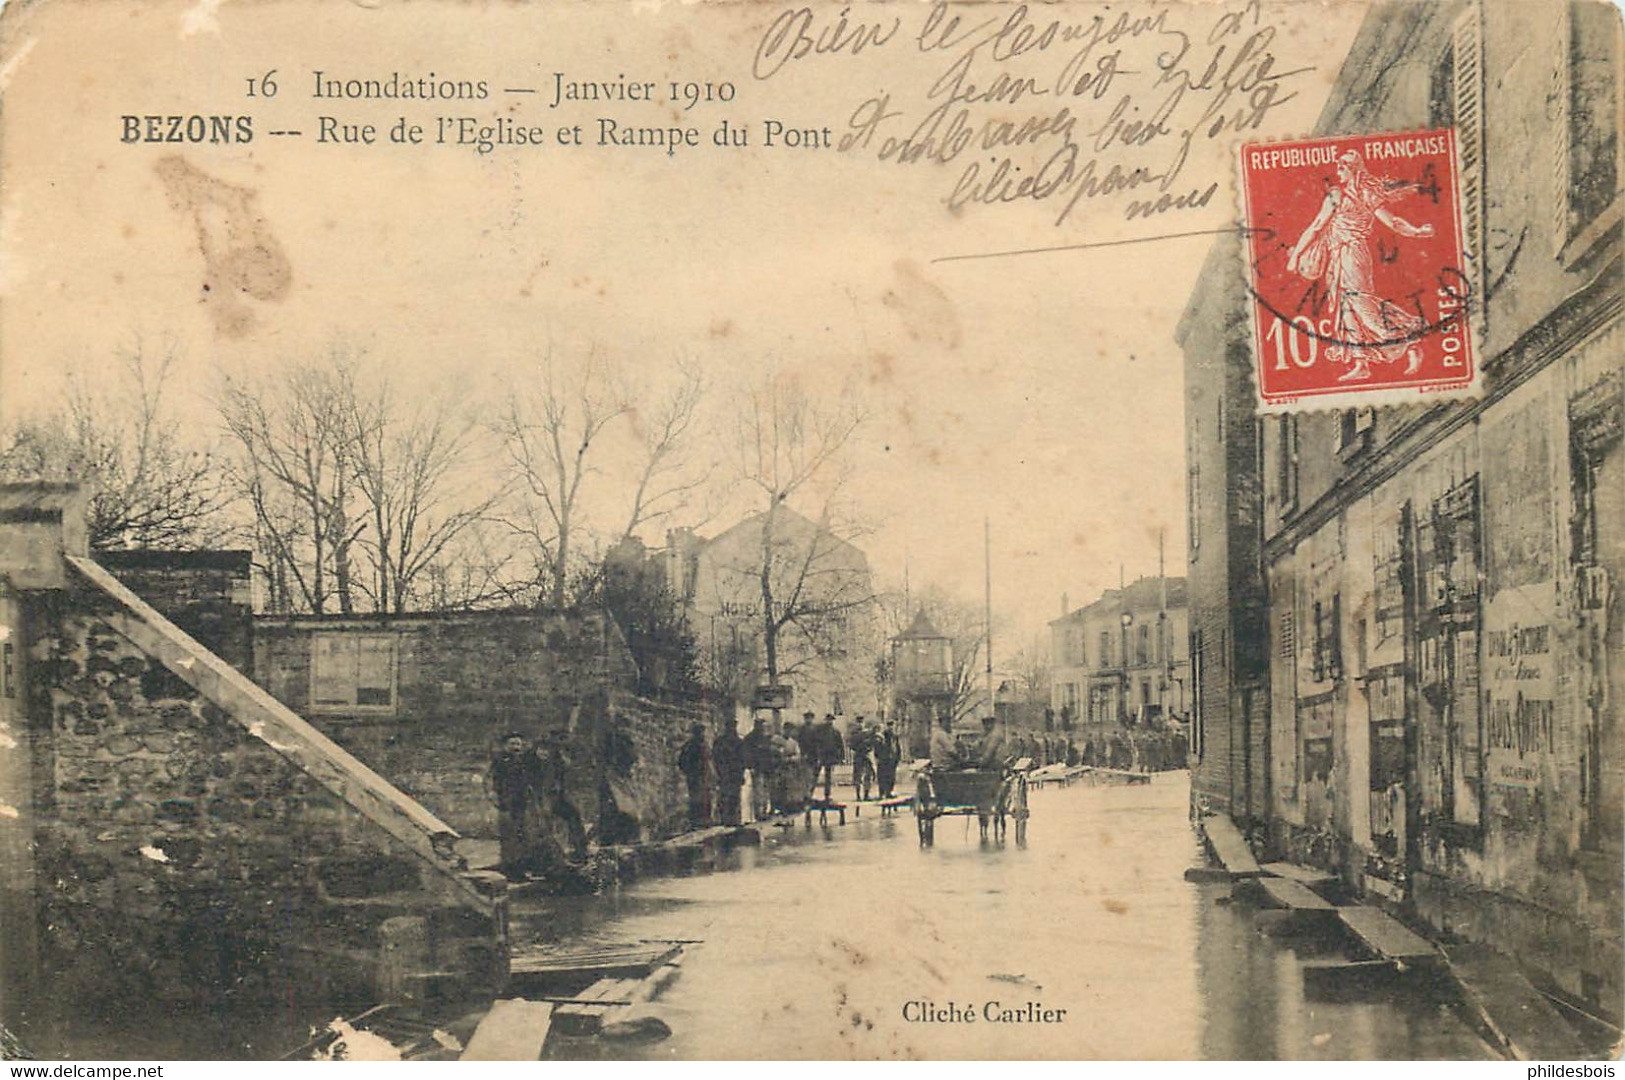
[532,775,1495,1060]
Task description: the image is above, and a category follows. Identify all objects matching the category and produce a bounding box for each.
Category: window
[1099,631,1113,668]
[1,641,12,699]
[1190,629,1205,761]
[1554,2,1621,262]
[1136,624,1150,665]
[1310,594,1342,683]
[1335,408,1375,458]
[1276,415,1300,513]
[1452,4,1486,280]
[311,633,397,712]
[1187,454,1201,559]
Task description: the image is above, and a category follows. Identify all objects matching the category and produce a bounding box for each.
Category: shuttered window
[311,633,398,713]
[1452,1,1488,346]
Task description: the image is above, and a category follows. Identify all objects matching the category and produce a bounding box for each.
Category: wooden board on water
[510,941,681,979]
[1337,905,1436,962]
[1201,815,1261,876]
[552,977,644,1035]
[461,999,554,1061]
[1258,876,1335,911]
[1262,861,1338,889]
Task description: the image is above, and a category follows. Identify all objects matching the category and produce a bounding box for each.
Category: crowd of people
[676,711,906,829]
[486,713,1191,882]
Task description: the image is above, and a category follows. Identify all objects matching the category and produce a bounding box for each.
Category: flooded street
[538,773,1499,1060]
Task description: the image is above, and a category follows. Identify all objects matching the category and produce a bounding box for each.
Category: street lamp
[1119,610,1134,727]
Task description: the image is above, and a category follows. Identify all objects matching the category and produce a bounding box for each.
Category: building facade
[1050,576,1191,734]
[1182,0,1622,1022]
[667,506,879,720]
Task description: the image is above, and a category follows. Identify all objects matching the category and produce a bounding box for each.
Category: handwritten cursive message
[753,0,1317,230]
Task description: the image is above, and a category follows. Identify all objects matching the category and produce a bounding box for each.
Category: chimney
[1061,592,1069,617]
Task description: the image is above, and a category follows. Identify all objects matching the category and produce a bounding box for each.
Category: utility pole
[984,516,994,718]
[1159,528,1170,715]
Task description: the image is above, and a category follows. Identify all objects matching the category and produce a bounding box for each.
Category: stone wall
[22,581,500,1032]
[253,612,706,842]
[96,549,253,672]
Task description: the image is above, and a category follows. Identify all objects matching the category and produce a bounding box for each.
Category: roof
[1050,576,1188,625]
[896,608,945,640]
[701,504,867,565]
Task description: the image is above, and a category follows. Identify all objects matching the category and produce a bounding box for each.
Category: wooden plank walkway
[1337,905,1437,962]
[551,977,643,1035]
[1443,944,1588,1060]
[509,941,681,981]
[461,999,554,1061]
[804,798,847,825]
[1200,815,1261,877]
[1079,766,1152,785]
[1257,876,1334,911]
[1261,862,1338,890]
[878,794,914,817]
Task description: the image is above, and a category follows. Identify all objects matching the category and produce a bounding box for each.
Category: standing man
[677,722,712,829]
[874,719,902,798]
[811,713,843,801]
[712,717,746,827]
[848,717,875,801]
[485,731,545,881]
[742,715,773,821]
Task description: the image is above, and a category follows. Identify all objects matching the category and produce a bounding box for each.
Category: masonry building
[1181,0,1622,1023]
[1050,576,1191,734]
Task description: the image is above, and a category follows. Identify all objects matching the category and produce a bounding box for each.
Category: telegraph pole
[984,516,994,717]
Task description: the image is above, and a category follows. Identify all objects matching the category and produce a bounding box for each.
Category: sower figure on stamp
[485,731,546,881]
[1287,149,1435,382]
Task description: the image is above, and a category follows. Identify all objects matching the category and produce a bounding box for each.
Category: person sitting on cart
[975,715,1011,769]
[929,714,962,771]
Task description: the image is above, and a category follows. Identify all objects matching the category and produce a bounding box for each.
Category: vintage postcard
[0,0,1620,1063]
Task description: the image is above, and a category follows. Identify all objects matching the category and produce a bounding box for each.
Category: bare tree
[219,349,503,614]
[217,352,363,613]
[495,353,706,609]
[343,378,502,613]
[0,344,226,549]
[1005,638,1053,706]
[725,374,870,697]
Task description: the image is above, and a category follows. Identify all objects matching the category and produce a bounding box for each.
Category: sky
[0,0,1366,655]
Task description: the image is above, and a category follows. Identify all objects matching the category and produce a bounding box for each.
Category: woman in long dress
[1286,150,1436,382]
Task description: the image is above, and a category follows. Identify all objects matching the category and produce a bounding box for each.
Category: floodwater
[539,772,1500,1060]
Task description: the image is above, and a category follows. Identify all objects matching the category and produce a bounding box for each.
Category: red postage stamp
[1239,129,1477,409]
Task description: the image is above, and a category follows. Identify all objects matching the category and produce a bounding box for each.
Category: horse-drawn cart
[913,765,1029,846]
